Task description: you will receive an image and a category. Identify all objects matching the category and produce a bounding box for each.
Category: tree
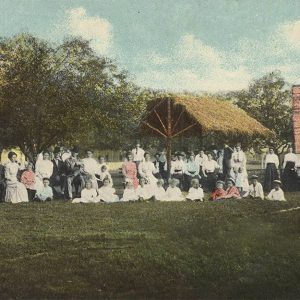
[0,34,148,160]
[226,71,293,153]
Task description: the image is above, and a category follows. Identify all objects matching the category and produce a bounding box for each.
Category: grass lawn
[0,194,299,299]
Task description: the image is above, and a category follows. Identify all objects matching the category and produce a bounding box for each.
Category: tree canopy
[0,34,149,160]
[225,71,292,152]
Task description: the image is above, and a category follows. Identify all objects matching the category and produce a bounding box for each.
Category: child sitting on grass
[35,177,53,202]
[72,180,97,203]
[97,177,119,203]
[244,175,264,199]
[136,177,153,201]
[186,178,204,202]
[121,181,139,202]
[267,180,286,201]
[165,178,185,201]
[153,179,166,201]
[210,180,226,201]
[224,178,241,199]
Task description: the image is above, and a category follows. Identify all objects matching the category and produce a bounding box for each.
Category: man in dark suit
[50,147,66,199]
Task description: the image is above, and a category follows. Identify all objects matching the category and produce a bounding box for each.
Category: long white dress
[136,184,154,199]
[97,186,119,203]
[72,188,98,203]
[164,186,185,201]
[153,186,167,201]
[138,161,158,187]
[121,188,139,201]
[35,159,53,191]
[5,162,28,203]
[186,187,204,201]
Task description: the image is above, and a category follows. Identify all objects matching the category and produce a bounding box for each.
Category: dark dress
[282,161,298,192]
[264,163,279,193]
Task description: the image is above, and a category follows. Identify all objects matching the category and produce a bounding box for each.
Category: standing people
[131,143,145,168]
[282,146,298,192]
[232,143,247,173]
[222,144,234,179]
[263,148,279,193]
[122,152,139,189]
[4,151,28,203]
[65,147,85,200]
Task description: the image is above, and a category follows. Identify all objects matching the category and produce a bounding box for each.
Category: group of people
[0,142,296,203]
[0,146,112,203]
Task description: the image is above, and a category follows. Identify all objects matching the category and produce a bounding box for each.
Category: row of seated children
[72,177,205,203]
[211,175,286,201]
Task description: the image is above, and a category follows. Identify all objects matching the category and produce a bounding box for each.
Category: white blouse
[35,159,53,179]
[267,188,286,201]
[282,153,298,169]
[202,160,219,173]
[264,154,279,169]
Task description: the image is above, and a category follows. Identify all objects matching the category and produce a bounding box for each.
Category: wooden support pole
[142,121,167,138]
[171,123,197,138]
[166,99,172,178]
[154,109,168,134]
[172,107,185,132]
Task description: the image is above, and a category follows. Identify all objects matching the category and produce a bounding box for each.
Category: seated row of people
[211,176,285,201]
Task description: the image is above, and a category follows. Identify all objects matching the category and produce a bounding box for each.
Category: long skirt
[5,180,29,203]
[264,163,279,193]
[282,161,298,192]
[205,172,217,192]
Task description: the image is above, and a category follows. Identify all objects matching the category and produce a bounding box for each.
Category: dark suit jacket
[51,159,65,185]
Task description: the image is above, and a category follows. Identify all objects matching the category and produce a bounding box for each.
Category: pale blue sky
[1,0,300,91]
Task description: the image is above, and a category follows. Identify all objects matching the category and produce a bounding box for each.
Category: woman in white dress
[5,151,28,203]
[138,152,158,188]
[35,151,54,191]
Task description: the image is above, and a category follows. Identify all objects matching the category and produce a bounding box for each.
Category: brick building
[292,85,300,154]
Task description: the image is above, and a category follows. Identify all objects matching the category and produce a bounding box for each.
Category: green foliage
[226,71,293,152]
[0,34,149,159]
[0,197,299,299]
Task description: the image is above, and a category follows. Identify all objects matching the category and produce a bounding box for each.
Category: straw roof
[140,95,273,138]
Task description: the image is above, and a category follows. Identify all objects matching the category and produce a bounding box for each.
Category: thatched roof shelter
[140,95,273,173]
